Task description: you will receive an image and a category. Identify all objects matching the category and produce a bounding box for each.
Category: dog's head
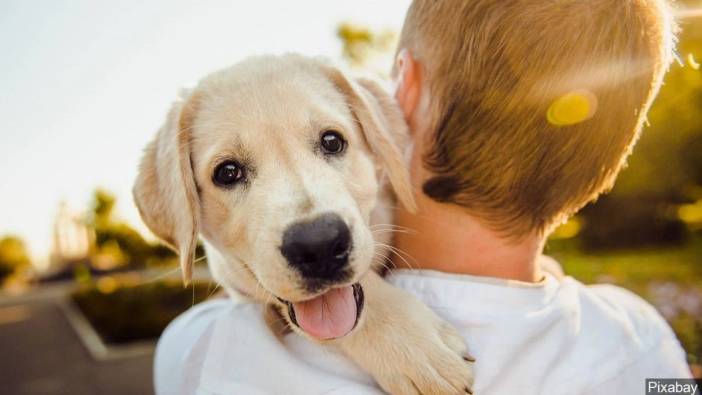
[134,55,414,340]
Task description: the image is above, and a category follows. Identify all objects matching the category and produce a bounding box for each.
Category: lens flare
[675,7,702,19]
[547,90,598,127]
[687,53,700,70]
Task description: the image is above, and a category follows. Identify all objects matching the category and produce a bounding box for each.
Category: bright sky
[0,0,411,262]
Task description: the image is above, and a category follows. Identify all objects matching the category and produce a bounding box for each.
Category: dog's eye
[213,161,245,187]
[320,130,346,155]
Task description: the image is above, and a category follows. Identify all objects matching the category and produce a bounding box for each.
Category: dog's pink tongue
[292,286,357,340]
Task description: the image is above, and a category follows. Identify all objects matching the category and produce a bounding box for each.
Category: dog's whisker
[253,279,270,302]
[263,288,274,305]
[375,242,417,269]
[191,280,196,307]
[370,223,413,231]
[370,225,411,231]
[370,228,414,234]
[372,250,399,271]
[268,308,294,329]
[382,250,411,270]
[207,283,222,299]
[133,265,183,286]
[372,252,393,265]
[370,223,418,240]
[374,203,466,234]
[215,260,280,304]
[371,228,416,236]
[192,255,208,264]
[371,253,396,272]
[388,245,418,269]
[221,264,257,278]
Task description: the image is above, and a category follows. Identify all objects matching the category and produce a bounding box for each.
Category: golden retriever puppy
[134,54,474,394]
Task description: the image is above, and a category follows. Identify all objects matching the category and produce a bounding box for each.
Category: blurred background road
[0,289,153,395]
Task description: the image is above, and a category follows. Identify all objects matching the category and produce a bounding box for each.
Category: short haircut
[396,0,676,237]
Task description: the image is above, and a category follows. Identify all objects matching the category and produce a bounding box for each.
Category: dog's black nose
[280,213,352,280]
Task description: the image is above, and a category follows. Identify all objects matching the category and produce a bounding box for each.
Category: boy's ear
[322,66,417,213]
[394,49,421,122]
[133,91,201,285]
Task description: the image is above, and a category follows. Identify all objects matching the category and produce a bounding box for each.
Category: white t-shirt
[154,267,692,395]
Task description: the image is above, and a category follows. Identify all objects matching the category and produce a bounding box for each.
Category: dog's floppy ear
[133,90,201,285]
[324,67,417,212]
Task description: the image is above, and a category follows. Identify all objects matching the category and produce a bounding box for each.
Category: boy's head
[393,0,676,237]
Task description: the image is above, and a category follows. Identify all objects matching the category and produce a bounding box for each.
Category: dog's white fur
[134,54,474,394]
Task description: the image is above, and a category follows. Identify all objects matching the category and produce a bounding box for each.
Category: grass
[546,237,702,369]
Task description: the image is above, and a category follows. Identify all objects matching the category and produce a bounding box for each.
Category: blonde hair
[397,0,676,237]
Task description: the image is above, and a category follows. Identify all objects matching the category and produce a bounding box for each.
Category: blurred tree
[0,236,31,283]
[338,23,374,65]
[580,10,702,249]
[93,188,116,228]
[88,189,176,270]
[337,22,397,74]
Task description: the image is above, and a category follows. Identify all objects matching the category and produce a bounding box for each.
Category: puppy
[134,54,474,394]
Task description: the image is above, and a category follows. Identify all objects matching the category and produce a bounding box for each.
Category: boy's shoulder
[576,280,675,342]
[540,255,677,349]
[154,298,237,395]
[549,276,691,391]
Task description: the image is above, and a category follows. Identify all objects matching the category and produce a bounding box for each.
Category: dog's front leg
[335,271,475,395]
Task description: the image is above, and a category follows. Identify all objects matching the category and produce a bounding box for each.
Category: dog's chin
[276,283,364,340]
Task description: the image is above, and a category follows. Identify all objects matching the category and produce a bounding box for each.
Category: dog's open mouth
[279,283,364,340]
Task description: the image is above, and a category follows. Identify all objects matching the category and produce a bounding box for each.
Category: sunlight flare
[547,90,598,127]
[675,7,702,19]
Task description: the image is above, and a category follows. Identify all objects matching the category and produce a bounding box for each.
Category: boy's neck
[392,194,545,283]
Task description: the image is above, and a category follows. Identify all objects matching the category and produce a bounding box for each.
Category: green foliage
[337,23,375,65]
[72,279,210,343]
[579,197,688,250]
[579,17,702,249]
[92,188,116,227]
[616,12,702,198]
[0,236,31,283]
[337,22,396,70]
[88,189,176,269]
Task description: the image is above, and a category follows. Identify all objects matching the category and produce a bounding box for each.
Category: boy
[155,0,692,393]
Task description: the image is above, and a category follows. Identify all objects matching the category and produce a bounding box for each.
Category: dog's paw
[337,273,475,395]
[376,314,475,395]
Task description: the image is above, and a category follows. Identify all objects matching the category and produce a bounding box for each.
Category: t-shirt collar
[385,267,562,314]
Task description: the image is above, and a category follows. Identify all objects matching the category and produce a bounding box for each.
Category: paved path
[0,297,154,395]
